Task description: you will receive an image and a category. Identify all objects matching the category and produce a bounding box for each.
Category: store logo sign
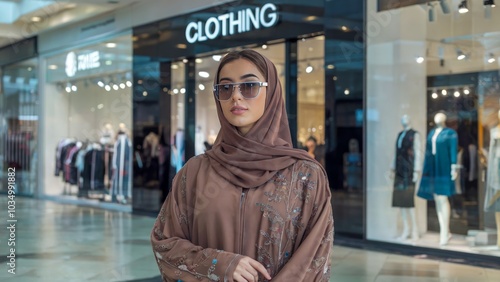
[65,51,101,77]
[185,3,279,44]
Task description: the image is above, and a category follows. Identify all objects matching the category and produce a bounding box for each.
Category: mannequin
[485,110,500,248]
[390,115,421,240]
[112,124,132,204]
[100,123,115,146]
[418,113,458,246]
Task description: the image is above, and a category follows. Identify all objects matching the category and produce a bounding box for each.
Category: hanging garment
[81,147,106,191]
[64,145,79,184]
[111,134,133,200]
[485,127,500,212]
[418,127,458,200]
[392,129,419,208]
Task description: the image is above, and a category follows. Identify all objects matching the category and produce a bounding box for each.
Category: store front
[367,0,500,258]
[40,32,133,209]
[0,38,39,197]
[130,0,366,238]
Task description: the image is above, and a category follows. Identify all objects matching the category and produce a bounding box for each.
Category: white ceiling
[0,0,138,48]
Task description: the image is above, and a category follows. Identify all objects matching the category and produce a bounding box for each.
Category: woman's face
[217,58,267,135]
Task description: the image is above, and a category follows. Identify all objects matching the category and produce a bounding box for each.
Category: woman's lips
[230,106,248,115]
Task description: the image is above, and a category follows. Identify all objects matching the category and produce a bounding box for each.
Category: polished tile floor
[1,197,500,282]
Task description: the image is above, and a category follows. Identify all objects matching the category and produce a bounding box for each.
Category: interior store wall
[366,1,428,240]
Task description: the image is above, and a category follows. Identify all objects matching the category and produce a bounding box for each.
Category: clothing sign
[185,3,279,44]
[65,51,101,77]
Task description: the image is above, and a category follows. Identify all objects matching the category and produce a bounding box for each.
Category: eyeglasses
[213,81,268,101]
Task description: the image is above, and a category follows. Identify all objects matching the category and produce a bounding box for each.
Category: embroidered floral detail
[178,264,188,271]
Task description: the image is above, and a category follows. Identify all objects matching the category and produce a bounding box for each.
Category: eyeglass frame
[213,81,268,101]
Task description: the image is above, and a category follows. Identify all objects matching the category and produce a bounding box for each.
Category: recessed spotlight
[171,64,179,70]
[262,44,268,50]
[488,53,496,63]
[344,89,350,95]
[304,15,317,21]
[31,16,42,22]
[458,0,469,14]
[119,83,126,89]
[484,0,495,8]
[198,84,205,90]
[198,71,210,78]
[97,81,105,87]
[105,85,111,91]
[195,58,203,63]
[212,55,222,61]
[341,26,349,31]
[65,86,71,93]
[48,65,58,70]
[126,81,132,87]
[454,90,460,97]
[113,84,119,90]
[173,89,179,94]
[442,89,448,95]
[182,59,189,63]
[464,88,470,95]
[143,91,148,96]
[71,85,77,91]
[180,88,186,94]
[416,56,425,64]
[106,42,117,48]
[327,64,335,69]
[305,64,314,73]
[432,93,439,99]
[105,60,112,65]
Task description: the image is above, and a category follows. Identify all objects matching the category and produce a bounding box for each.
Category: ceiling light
[171,64,179,70]
[97,81,104,87]
[432,92,439,99]
[176,44,187,49]
[484,0,496,7]
[48,65,58,70]
[212,55,222,61]
[327,64,335,69]
[304,15,317,21]
[119,83,126,89]
[106,42,117,48]
[143,91,148,96]
[464,88,470,95]
[180,88,186,94]
[65,86,71,93]
[182,59,189,63]
[454,90,460,97]
[341,26,349,31]
[105,60,112,65]
[105,85,111,91]
[458,0,469,13]
[439,0,451,14]
[305,64,314,73]
[173,89,179,94]
[488,53,496,63]
[198,84,205,90]
[71,85,77,91]
[31,16,42,22]
[416,56,425,64]
[126,81,132,87]
[97,104,104,109]
[195,58,203,63]
[113,84,119,90]
[442,89,447,95]
[344,89,350,95]
[199,71,210,78]
[457,50,466,60]
[262,44,268,49]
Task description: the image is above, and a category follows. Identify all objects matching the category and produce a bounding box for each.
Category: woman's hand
[233,256,272,281]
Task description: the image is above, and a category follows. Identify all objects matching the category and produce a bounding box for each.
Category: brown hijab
[206,49,319,188]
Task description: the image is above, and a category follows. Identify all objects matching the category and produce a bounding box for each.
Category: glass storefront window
[298,36,325,166]
[170,60,186,172]
[42,33,133,205]
[367,0,500,256]
[0,59,39,196]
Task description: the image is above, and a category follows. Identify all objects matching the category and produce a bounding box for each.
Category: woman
[151,49,334,282]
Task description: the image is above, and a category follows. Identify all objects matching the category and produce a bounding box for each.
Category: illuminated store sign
[65,51,101,77]
[185,3,279,44]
